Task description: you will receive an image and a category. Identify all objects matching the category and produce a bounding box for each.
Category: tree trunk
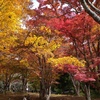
[3,73,11,94]
[22,77,27,92]
[22,69,28,93]
[39,80,51,100]
[84,84,91,100]
[70,74,80,96]
[38,56,51,100]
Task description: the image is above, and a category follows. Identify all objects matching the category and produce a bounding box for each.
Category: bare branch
[80,0,100,24]
[92,0,96,4]
[86,0,100,14]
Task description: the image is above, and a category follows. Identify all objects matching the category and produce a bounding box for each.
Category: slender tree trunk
[84,84,91,100]
[22,69,28,93]
[3,81,10,94]
[3,73,11,94]
[22,77,27,92]
[70,74,80,96]
[81,83,91,100]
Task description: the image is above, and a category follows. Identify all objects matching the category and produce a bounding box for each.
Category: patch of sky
[30,0,39,9]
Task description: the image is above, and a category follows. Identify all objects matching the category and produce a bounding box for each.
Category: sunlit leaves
[48,56,85,67]
[20,59,29,67]
[40,26,51,34]
[25,35,61,57]
[0,0,21,32]
[0,33,18,52]
[25,35,37,45]
[91,24,100,34]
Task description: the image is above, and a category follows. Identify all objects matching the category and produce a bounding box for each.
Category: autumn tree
[52,12,100,100]
[9,24,62,99]
[0,1,100,100]
[32,1,100,99]
[36,0,100,24]
[0,0,33,93]
[0,55,21,94]
[25,30,61,100]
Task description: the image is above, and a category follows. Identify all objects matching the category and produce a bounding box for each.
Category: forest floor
[0,93,100,100]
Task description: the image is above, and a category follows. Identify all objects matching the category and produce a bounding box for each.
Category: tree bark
[39,80,51,100]
[81,83,91,100]
[22,77,27,92]
[70,74,80,96]
[84,84,91,100]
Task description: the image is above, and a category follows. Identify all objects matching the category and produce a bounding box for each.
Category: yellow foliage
[34,36,48,47]
[0,32,18,52]
[0,0,30,32]
[25,35,61,58]
[25,35,37,45]
[25,35,48,47]
[47,40,61,51]
[40,26,51,34]
[54,30,60,34]
[0,1,20,31]
[91,24,100,34]
[20,59,29,67]
[48,56,85,67]
[0,0,31,52]
[40,26,45,31]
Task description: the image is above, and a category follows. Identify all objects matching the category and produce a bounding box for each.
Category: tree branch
[86,0,100,14]
[80,0,100,24]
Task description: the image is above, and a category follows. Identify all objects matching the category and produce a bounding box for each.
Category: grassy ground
[0,93,100,100]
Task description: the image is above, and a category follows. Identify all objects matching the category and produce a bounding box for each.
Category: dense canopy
[0,0,100,100]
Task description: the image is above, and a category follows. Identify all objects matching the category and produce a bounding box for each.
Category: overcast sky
[32,0,39,9]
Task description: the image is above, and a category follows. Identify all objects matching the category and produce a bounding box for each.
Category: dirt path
[0,93,100,100]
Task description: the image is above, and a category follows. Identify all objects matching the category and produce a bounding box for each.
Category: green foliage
[52,73,74,94]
